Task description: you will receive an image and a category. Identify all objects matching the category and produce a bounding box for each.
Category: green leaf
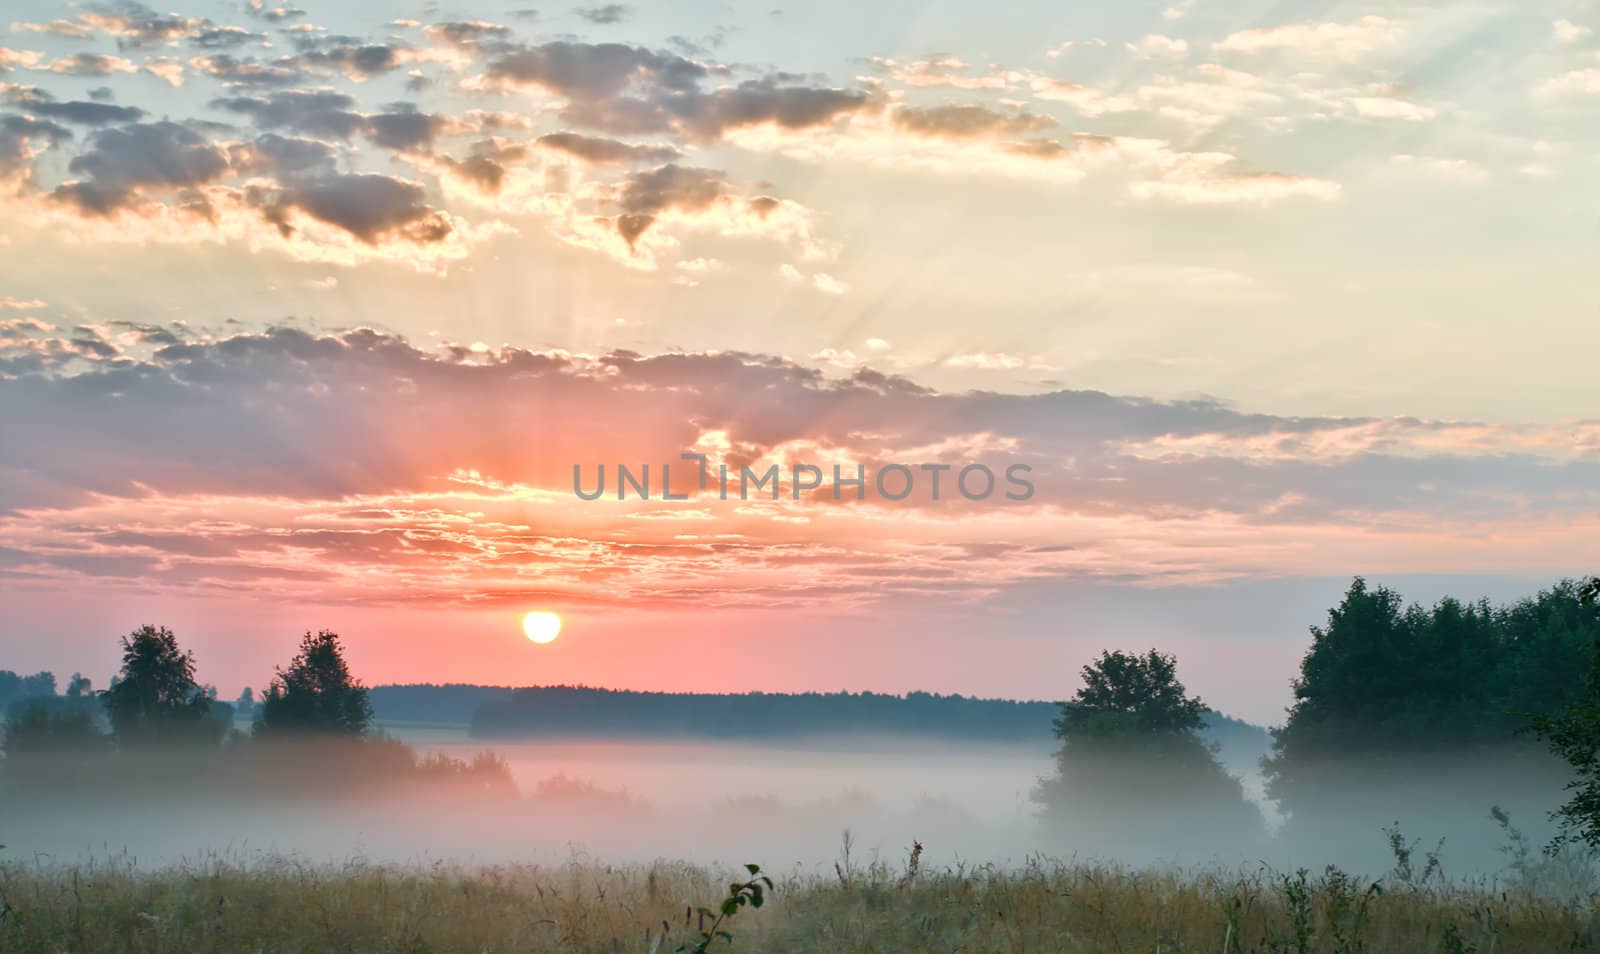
[721,898,740,915]
[745,863,761,875]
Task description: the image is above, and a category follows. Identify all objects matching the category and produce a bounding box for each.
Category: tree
[1,701,110,765]
[255,630,373,737]
[1264,578,1599,810]
[1530,579,1600,846]
[1054,648,1209,745]
[65,673,92,698]
[1033,649,1260,850]
[0,670,57,713]
[101,625,219,748]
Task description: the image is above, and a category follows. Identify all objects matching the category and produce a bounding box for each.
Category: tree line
[8,576,1600,846]
[1,627,373,763]
[1030,577,1600,851]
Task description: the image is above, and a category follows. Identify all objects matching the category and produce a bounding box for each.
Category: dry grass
[2,853,1597,952]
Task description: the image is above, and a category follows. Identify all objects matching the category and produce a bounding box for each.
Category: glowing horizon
[2,0,1597,724]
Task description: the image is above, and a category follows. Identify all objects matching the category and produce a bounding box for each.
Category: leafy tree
[1,701,110,764]
[0,670,57,714]
[255,630,373,737]
[1530,579,1600,846]
[1034,649,1259,844]
[1054,648,1209,745]
[1265,578,1600,808]
[65,673,92,698]
[102,625,220,747]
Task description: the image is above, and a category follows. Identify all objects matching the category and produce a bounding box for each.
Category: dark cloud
[483,41,706,100]
[535,131,679,164]
[613,164,731,246]
[189,54,304,87]
[575,4,633,24]
[88,87,115,101]
[436,140,529,193]
[662,79,871,141]
[3,325,1593,531]
[252,172,454,245]
[213,90,366,138]
[193,25,266,49]
[0,114,72,178]
[2,86,146,125]
[892,104,1056,139]
[227,133,338,178]
[51,121,228,214]
[366,104,451,151]
[482,42,867,143]
[296,39,410,80]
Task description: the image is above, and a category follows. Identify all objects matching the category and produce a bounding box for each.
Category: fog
[0,726,1572,883]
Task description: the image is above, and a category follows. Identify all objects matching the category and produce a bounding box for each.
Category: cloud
[423,20,513,51]
[1126,147,1341,205]
[0,49,44,73]
[0,114,71,182]
[245,0,305,22]
[779,264,847,295]
[482,41,705,99]
[891,104,1055,140]
[1214,16,1403,61]
[1127,34,1189,59]
[535,131,680,163]
[366,104,457,151]
[942,351,1026,370]
[40,53,139,76]
[867,56,1009,91]
[295,40,417,81]
[1536,68,1600,98]
[575,4,633,25]
[251,172,455,245]
[193,25,266,49]
[480,43,868,142]
[1390,154,1489,184]
[611,163,733,247]
[51,121,229,215]
[189,54,302,87]
[213,90,366,138]
[1,86,146,125]
[2,324,1594,607]
[1553,19,1593,44]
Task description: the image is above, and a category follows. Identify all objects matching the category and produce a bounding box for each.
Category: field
[2,854,1596,953]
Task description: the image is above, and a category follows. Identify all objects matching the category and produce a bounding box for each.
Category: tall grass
[2,851,1596,953]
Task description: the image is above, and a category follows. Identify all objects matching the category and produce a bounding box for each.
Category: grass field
[2,852,1596,953]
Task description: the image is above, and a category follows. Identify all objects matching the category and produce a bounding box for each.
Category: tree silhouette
[65,673,92,698]
[1034,648,1260,848]
[1531,577,1600,845]
[1,701,109,764]
[1054,648,1209,746]
[255,630,373,737]
[1263,577,1600,815]
[101,625,219,748]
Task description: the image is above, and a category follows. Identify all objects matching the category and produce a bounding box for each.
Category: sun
[522,610,562,644]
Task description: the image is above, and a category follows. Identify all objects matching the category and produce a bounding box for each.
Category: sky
[0,0,1597,725]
